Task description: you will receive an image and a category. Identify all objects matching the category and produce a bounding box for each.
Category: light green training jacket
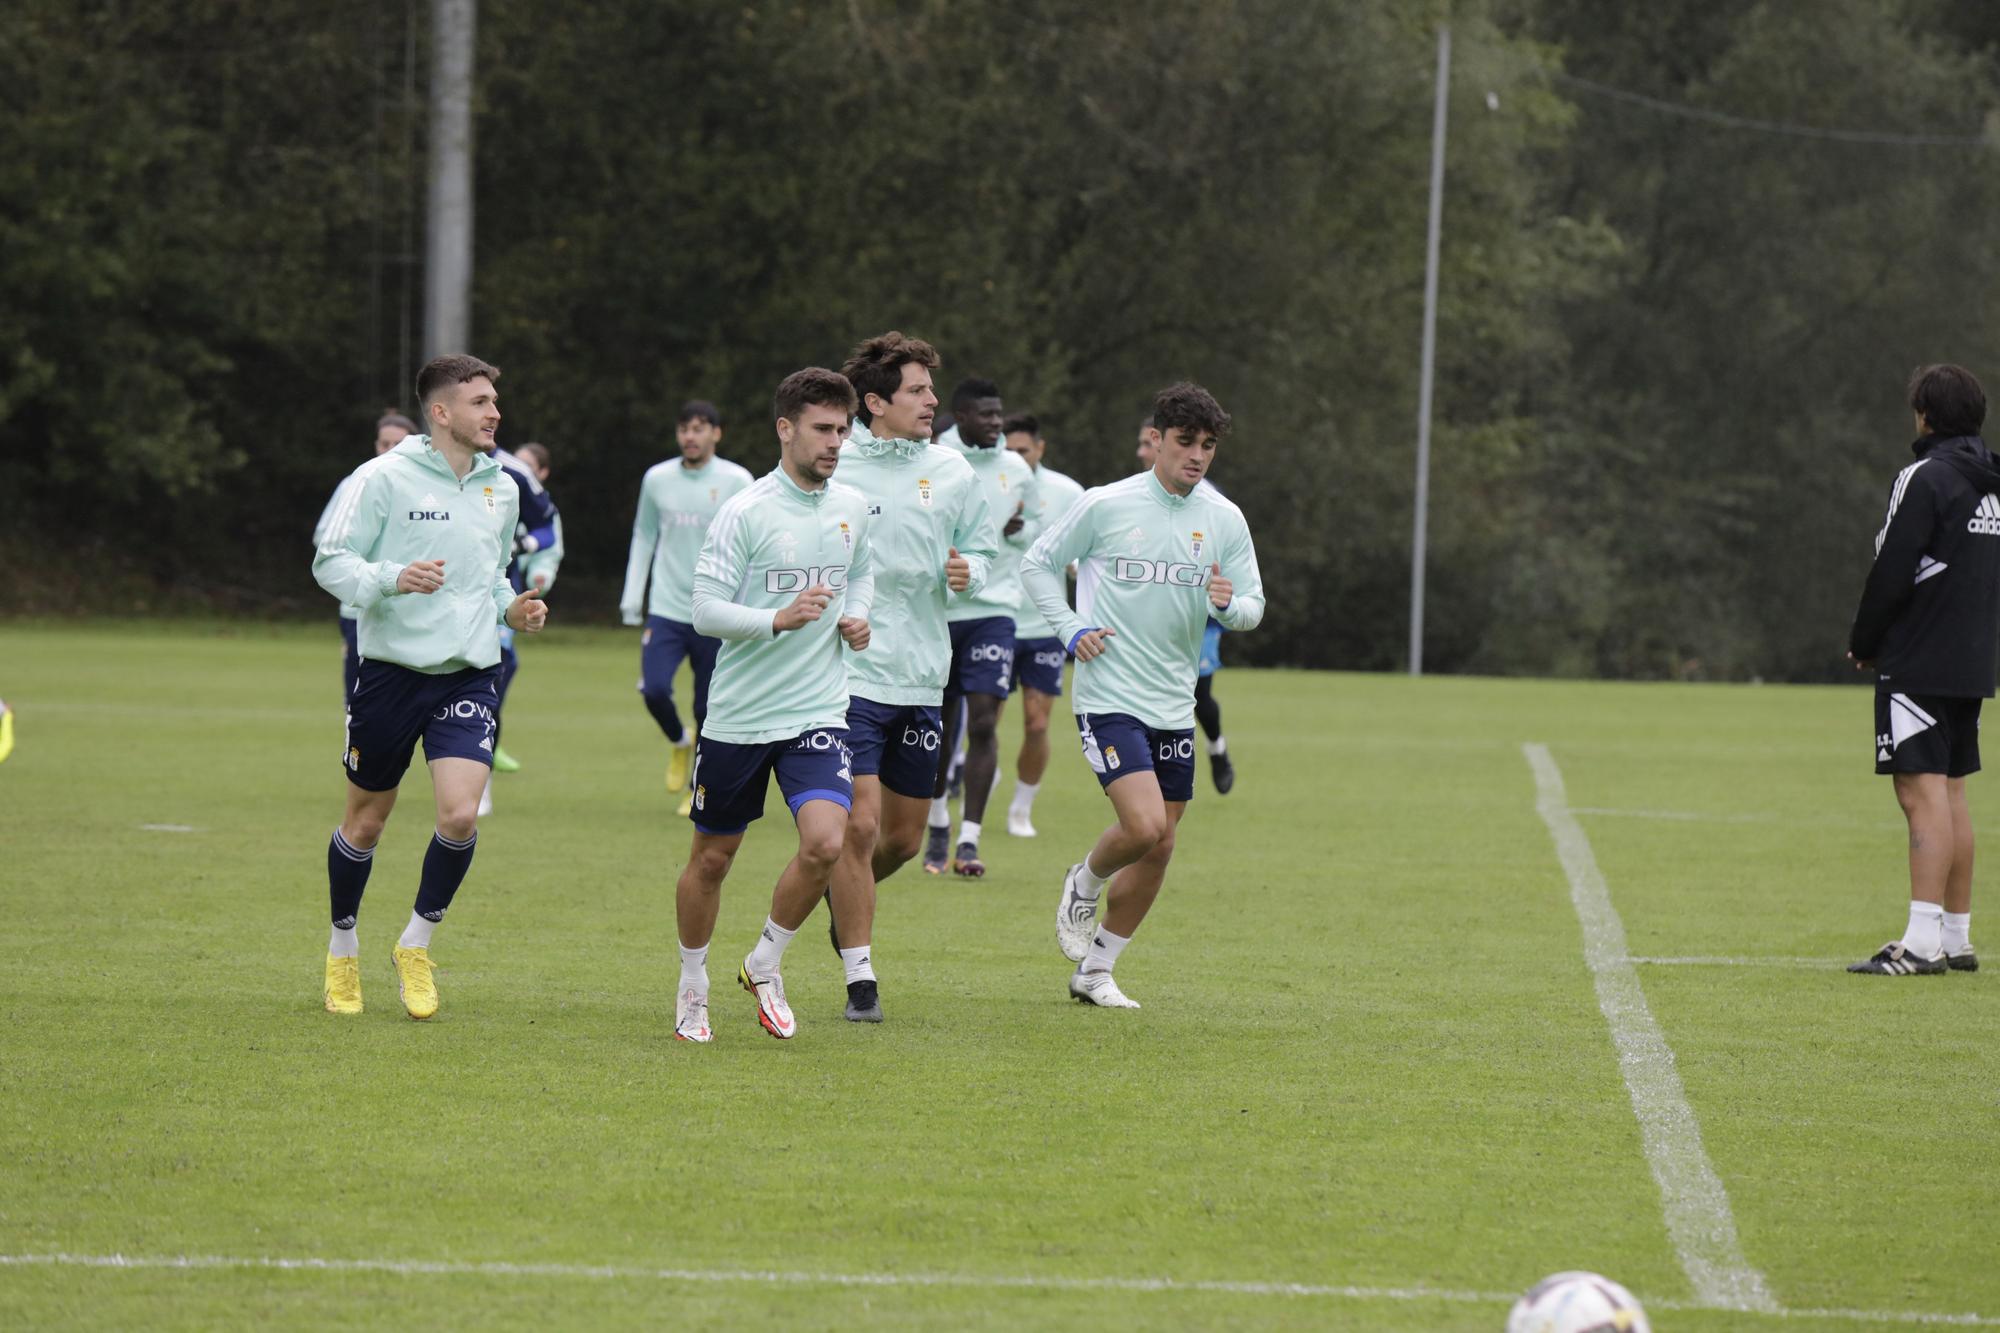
[937,424,1040,623]
[313,470,367,622]
[834,424,998,706]
[691,468,876,744]
[1021,470,1264,731]
[1011,464,1086,641]
[311,435,521,674]
[620,455,756,624]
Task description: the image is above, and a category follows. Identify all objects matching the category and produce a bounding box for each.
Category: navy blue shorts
[1199,621,1224,678]
[343,660,500,792]
[1013,636,1067,696]
[690,727,853,836]
[845,697,944,800]
[338,617,360,699]
[1875,692,1982,777]
[640,615,720,725]
[947,616,1015,698]
[1076,711,1196,803]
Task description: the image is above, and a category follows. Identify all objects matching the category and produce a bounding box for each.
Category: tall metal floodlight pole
[1409,25,1449,676]
[424,0,475,358]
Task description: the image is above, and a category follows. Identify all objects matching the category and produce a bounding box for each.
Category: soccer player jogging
[1001,413,1086,836]
[1023,383,1264,1007]
[671,369,874,1043]
[621,401,755,816]
[824,333,998,1021]
[310,355,548,1019]
[926,377,1040,876]
[1846,364,2000,976]
[312,411,416,699]
[1137,420,1235,792]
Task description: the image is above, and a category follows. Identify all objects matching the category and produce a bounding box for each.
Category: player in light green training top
[1001,411,1087,838]
[1021,382,1264,1009]
[619,400,755,811]
[671,368,875,1044]
[822,331,999,1023]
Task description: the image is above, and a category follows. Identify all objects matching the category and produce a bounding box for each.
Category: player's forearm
[1022,561,1082,644]
[1214,586,1264,632]
[518,520,558,554]
[842,566,875,625]
[313,551,403,609]
[691,586,780,641]
[491,571,516,624]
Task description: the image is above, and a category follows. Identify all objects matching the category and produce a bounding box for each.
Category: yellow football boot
[323,953,363,1014]
[391,945,439,1020]
[0,700,14,766]
[666,739,694,792]
[677,789,695,818]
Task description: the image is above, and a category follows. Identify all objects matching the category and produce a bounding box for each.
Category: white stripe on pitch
[7,1252,1999,1325]
[1524,742,1779,1315]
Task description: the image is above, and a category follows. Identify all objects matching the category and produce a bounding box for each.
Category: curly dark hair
[840,331,941,425]
[773,367,859,423]
[1151,381,1230,440]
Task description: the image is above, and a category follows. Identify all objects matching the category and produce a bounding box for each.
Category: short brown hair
[513,441,551,472]
[1908,364,1986,437]
[840,331,940,425]
[774,367,859,424]
[416,354,500,407]
[1152,381,1230,440]
[376,410,418,433]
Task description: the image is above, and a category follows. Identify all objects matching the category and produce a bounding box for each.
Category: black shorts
[845,697,943,800]
[1076,712,1196,803]
[1875,692,1982,778]
[689,727,852,836]
[343,660,500,791]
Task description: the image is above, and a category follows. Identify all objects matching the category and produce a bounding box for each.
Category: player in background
[825,333,996,1021]
[489,441,563,783]
[1025,382,1264,1007]
[1136,420,1235,793]
[479,440,561,813]
[1847,364,1999,976]
[311,354,548,1019]
[926,377,1039,875]
[622,401,755,816]
[1000,413,1086,836]
[672,368,874,1043]
[313,411,416,699]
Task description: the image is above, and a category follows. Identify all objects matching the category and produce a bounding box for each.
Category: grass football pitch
[2,622,1997,1331]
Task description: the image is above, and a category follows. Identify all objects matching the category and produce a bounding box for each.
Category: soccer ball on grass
[1504,1271,1650,1333]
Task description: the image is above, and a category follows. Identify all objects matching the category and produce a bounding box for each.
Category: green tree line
[5,0,1998,680]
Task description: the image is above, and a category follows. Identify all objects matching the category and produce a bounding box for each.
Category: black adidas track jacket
[1849,434,2000,698]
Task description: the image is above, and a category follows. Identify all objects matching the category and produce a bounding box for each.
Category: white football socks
[928,796,950,829]
[1074,857,1110,901]
[1011,780,1039,816]
[678,939,709,995]
[328,924,359,958]
[1082,925,1131,974]
[1943,911,1972,956]
[747,916,796,976]
[1209,735,1227,757]
[839,944,876,984]
[959,819,982,849]
[398,911,437,950]
[1900,901,1944,958]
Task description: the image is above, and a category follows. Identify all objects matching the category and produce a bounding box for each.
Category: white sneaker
[1069,968,1140,1008]
[738,960,796,1039]
[673,987,712,1043]
[1055,863,1098,962]
[477,775,493,817]
[1007,809,1038,838]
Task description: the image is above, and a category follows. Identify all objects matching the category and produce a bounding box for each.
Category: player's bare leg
[1008,687,1055,836]
[952,693,1004,875]
[740,800,847,1038]
[829,778,889,1020]
[1854,772,1953,975]
[1944,776,1978,968]
[1058,772,1184,1008]
[673,829,742,1042]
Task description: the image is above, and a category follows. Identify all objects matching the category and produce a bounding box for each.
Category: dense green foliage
[6,624,2000,1328]
[6,2,1998,677]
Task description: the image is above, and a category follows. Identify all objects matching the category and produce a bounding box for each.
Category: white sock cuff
[929,797,951,828]
[1078,857,1111,893]
[959,819,982,847]
[432,828,477,852]
[1208,735,1227,756]
[1910,901,1945,919]
[761,916,797,943]
[331,829,375,861]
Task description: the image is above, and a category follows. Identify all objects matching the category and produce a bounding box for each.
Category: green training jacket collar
[848,420,929,461]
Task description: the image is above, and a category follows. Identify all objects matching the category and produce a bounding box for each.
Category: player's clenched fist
[1068,626,1115,662]
[396,559,446,594]
[1207,561,1232,610]
[944,545,970,593]
[838,616,871,651]
[773,583,834,633]
[506,586,547,633]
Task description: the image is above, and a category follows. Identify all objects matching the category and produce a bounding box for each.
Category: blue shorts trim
[343,661,500,792]
[947,616,1015,698]
[1075,711,1196,803]
[689,728,853,834]
[1013,636,1067,696]
[844,697,945,799]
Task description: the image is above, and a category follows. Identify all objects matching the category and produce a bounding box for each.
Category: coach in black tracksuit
[1846,363,2000,975]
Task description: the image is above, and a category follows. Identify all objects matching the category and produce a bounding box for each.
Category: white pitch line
[1525,742,1780,1315]
[138,824,199,833]
[5,1253,1998,1326]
